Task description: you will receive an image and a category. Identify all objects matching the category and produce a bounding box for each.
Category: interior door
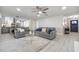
[70,20,78,32]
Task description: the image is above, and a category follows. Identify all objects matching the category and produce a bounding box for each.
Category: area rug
[0,34,50,52]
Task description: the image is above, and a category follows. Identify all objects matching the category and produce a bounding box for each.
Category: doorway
[70,20,78,32]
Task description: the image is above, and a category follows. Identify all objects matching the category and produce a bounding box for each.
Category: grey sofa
[1,26,30,39]
[14,28,26,39]
[14,27,30,39]
[34,27,56,40]
[1,27,10,34]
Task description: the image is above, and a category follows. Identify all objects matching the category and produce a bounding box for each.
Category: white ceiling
[0,6,79,19]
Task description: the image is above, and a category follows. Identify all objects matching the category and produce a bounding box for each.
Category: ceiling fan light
[38,11,42,14]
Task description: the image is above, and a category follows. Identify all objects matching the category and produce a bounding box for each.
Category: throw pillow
[42,28,46,32]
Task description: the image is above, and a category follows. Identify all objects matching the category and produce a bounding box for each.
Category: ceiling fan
[32,6,49,16]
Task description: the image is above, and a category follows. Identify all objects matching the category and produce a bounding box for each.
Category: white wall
[0,13,2,28]
[37,16,64,35]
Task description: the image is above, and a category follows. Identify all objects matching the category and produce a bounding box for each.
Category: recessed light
[62,6,67,10]
[16,8,21,11]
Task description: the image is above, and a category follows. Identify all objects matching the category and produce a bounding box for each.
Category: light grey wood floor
[40,33,79,52]
[0,34,50,52]
[0,33,79,52]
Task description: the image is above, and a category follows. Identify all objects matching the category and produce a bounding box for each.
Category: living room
[0,6,79,52]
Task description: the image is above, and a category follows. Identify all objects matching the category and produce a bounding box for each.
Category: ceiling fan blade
[42,11,46,13]
[42,12,48,15]
[43,8,48,11]
[36,6,42,10]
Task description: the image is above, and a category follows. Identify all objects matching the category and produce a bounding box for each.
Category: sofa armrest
[50,30,56,35]
[49,30,56,39]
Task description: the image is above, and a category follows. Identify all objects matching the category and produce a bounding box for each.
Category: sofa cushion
[35,28,42,31]
[37,32,50,37]
[17,28,25,32]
